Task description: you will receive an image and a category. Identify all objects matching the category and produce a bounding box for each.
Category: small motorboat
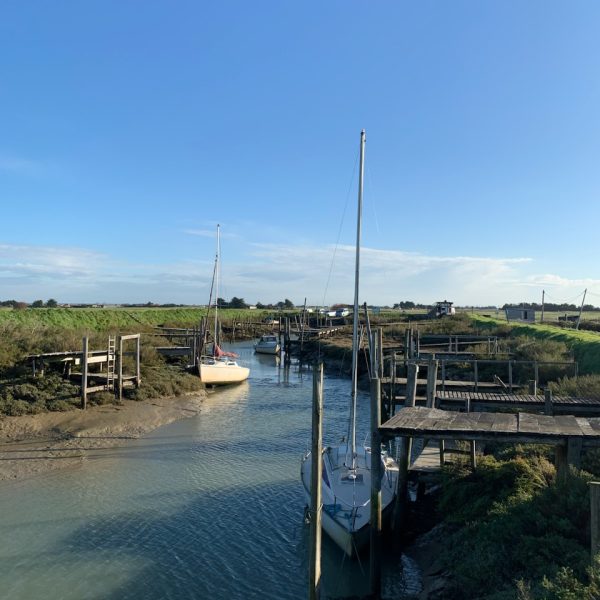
[254,334,280,355]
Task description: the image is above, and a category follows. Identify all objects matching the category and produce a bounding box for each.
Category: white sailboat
[199,225,250,385]
[300,130,398,557]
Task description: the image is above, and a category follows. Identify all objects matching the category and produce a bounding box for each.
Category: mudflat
[0,392,206,482]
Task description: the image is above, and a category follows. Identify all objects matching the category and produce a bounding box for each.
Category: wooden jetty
[381,406,600,480]
[26,334,141,408]
[383,357,578,404]
[437,390,600,416]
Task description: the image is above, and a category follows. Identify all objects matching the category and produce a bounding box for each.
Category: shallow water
[0,342,421,599]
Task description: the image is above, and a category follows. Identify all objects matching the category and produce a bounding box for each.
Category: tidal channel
[0,341,421,599]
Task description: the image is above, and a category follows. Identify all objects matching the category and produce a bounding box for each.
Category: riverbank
[0,391,206,482]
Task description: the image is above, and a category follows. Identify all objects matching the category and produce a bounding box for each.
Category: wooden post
[390,354,396,417]
[406,362,418,408]
[404,329,410,360]
[590,482,600,563]
[392,363,418,535]
[135,335,141,387]
[470,441,477,470]
[439,439,445,467]
[118,336,123,401]
[370,373,382,598]
[426,359,438,408]
[308,362,323,600]
[508,361,513,392]
[473,360,478,392]
[534,362,539,389]
[81,337,88,410]
[378,328,384,379]
[556,442,568,484]
[568,437,583,470]
[441,361,446,392]
[545,389,553,416]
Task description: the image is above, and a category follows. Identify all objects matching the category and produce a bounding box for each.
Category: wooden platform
[437,391,600,415]
[380,406,600,446]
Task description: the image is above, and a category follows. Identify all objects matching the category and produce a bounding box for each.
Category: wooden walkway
[380,406,600,447]
[437,391,600,414]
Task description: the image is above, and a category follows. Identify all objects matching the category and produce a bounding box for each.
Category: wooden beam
[81,337,88,410]
[591,482,600,563]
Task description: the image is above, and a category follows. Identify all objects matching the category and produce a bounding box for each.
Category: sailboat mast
[214,224,221,351]
[350,129,365,464]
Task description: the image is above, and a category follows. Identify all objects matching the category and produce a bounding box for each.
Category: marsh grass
[438,447,595,599]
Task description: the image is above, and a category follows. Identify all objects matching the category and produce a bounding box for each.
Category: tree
[216,297,227,308]
[46,298,58,308]
[31,300,44,308]
[256,302,265,309]
[283,299,294,309]
[229,297,248,309]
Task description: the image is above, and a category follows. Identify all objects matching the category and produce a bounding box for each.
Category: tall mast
[350,129,365,466]
[214,224,221,351]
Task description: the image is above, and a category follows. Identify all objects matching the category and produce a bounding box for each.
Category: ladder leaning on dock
[106,335,116,392]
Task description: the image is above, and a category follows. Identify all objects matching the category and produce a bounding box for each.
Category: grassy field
[468,307,600,323]
[0,307,275,331]
[471,315,600,375]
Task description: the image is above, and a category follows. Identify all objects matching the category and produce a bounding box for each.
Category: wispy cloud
[183,228,239,239]
[0,241,595,306]
[0,155,42,175]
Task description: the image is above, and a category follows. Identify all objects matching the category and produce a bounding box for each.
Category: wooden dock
[437,390,600,415]
[381,406,600,446]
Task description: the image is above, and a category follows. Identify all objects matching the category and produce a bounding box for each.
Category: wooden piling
[370,372,382,598]
[591,482,600,563]
[392,362,418,533]
[308,362,323,600]
[81,337,88,410]
[556,442,568,484]
[545,389,553,416]
[117,336,123,401]
[426,359,438,408]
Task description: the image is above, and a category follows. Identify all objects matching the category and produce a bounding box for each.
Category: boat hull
[199,361,250,385]
[254,344,280,355]
[300,444,398,557]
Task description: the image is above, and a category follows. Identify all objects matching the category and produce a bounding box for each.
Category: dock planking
[380,406,600,447]
[437,391,600,415]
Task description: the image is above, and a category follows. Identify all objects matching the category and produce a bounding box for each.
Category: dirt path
[0,392,206,482]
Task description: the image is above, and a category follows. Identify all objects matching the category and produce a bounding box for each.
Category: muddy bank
[0,391,206,482]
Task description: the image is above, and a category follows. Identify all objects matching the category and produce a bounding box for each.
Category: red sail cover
[214,344,238,359]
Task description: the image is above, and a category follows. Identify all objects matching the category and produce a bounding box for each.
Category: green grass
[472,315,600,375]
[438,445,600,599]
[0,307,274,331]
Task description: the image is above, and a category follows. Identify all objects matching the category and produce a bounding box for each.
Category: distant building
[505,307,536,323]
[431,301,456,318]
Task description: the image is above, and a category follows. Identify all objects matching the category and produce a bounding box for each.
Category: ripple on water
[0,348,421,600]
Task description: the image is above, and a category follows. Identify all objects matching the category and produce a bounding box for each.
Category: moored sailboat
[198,225,249,385]
[300,130,398,556]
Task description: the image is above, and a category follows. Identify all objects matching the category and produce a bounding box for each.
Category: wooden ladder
[106,336,116,392]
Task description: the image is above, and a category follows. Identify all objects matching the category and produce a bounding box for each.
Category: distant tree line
[503,302,600,311]
[393,301,430,310]
[216,298,296,310]
[0,299,58,309]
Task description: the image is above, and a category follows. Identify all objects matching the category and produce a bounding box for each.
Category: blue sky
[1,1,600,307]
